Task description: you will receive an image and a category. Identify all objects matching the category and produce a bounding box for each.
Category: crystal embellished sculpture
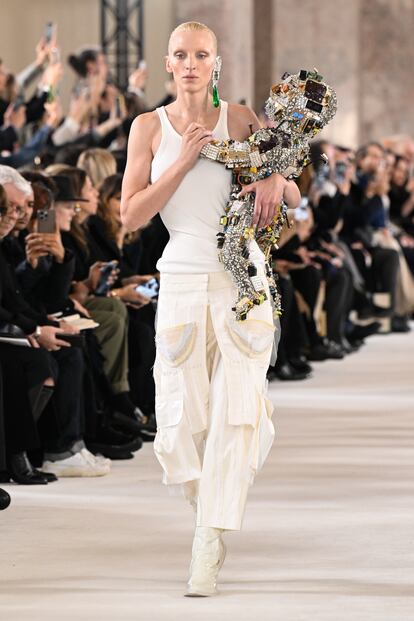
[200,69,337,321]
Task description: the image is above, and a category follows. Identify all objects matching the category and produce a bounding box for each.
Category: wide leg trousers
[153,267,278,531]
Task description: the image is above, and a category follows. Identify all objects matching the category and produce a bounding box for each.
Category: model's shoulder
[227,103,260,139]
[227,103,257,123]
[130,110,160,136]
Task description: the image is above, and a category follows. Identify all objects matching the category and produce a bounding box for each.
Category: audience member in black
[268,272,312,381]
[89,174,157,420]
[0,166,110,479]
[0,179,57,484]
[44,168,154,433]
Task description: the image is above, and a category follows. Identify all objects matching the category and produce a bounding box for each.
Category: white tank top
[150,100,264,274]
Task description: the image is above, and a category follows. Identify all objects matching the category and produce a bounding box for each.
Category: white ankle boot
[185,526,226,597]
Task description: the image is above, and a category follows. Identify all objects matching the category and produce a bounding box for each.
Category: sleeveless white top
[150,100,264,274]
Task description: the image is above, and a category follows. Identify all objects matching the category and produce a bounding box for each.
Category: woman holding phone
[121,21,300,596]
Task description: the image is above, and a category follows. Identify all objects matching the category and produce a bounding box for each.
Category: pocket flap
[156,322,196,366]
[227,318,275,357]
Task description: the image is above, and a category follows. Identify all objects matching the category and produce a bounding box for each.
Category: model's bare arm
[121,113,213,231]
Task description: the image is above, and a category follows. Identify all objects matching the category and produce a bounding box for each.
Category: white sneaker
[42,451,110,477]
[81,447,111,469]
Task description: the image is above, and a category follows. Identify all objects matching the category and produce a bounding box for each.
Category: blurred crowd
[267,136,414,380]
[0,33,413,494]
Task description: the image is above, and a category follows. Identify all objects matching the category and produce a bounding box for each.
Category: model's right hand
[180,123,213,172]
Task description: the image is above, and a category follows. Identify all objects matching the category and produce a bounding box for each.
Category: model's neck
[171,89,216,123]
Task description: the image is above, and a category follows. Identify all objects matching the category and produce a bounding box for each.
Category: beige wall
[0,0,172,110]
[0,0,100,111]
[271,0,361,148]
[144,0,174,105]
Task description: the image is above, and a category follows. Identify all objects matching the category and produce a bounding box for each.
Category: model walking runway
[2,328,413,620]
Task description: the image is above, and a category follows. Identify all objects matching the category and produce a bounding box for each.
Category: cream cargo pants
[153,267,277,530]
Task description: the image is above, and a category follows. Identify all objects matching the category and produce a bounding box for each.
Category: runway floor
[1,330,414,621]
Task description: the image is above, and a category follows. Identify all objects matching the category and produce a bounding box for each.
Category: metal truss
[100,0,144,89]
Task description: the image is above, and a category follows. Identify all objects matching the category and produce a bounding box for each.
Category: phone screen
[135,278,159,299]
[44,21,54,43]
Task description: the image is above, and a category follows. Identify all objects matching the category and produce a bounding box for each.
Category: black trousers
[276,275,309,366]
[0,369,6,470]
[128,308,156,415]
[352,247,399,311]
[290,266,323,347]
[45,346,85,453]
[0,344,55,453]
[325,267,353,343]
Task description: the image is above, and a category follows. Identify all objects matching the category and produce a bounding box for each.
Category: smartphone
[73,80,90,99]
[294,197,309,221]
[135,277,159,299]
[138,59,147,71]
[37,208,56,233]
[12,95,25,112]
[335,161,347,184]
[44,21,55,43]
[313,165,329,190]
[95,260,118,296]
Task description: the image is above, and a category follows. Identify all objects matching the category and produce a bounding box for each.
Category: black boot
[8,452,48,485]
[0,488,11,510]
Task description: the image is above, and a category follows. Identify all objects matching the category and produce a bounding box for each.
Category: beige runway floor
[1,330,414,621]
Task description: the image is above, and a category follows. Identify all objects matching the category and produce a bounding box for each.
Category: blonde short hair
[77,148,117,190]
[168,21,217,54]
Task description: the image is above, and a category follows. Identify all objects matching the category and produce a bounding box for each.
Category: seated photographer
[0,166,110,479]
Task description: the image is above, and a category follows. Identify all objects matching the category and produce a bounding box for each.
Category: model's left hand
[238,173,288,229]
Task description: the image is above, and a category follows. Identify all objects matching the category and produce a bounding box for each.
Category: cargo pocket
[251,394,275,473]
[154,322,197,429]
[155,370,184,428]
[227,317,275,358]
[155,322,197,367]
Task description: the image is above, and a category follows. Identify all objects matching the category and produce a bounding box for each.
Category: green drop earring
[212,56,222,108]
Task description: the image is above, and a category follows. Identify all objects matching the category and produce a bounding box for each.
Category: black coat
[0,241,56,335]
[87,215,139,282]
